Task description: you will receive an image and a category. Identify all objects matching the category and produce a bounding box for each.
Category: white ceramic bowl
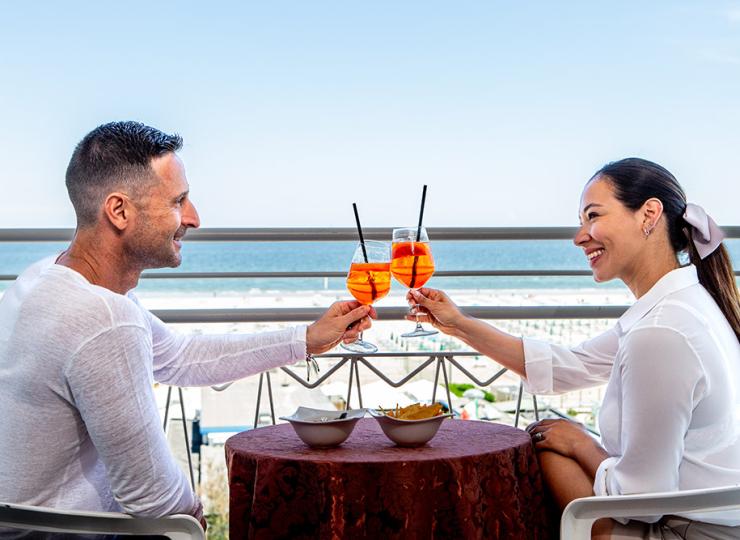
[369,409,453,447]
[279,407,366,448]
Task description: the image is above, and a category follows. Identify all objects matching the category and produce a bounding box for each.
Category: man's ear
[641,197,664,232]
[103,192,133,231]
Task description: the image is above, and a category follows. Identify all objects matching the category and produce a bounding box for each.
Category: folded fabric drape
[683,203,725,259]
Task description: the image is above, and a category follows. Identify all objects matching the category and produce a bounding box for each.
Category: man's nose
[183,200,200,229]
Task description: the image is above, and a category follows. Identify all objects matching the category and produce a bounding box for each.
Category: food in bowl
[380,402,444,420]
[279,407,366,448]
[370,403,452,447]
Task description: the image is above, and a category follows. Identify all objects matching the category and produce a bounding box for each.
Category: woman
[408,158,740,539]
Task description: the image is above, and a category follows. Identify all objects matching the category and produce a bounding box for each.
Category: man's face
[125,153,200,269]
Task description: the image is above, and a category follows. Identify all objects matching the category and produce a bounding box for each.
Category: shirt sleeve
[65,324,200,518]
[593,327,707,516]
[521,327,619,394]
[145,310,308,387]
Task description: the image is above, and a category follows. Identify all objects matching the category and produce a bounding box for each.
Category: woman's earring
[643,226,652,238]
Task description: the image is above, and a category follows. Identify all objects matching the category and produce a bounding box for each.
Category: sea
[1,239,739,296]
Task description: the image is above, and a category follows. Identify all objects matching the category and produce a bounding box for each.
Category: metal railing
[3,226,738,487]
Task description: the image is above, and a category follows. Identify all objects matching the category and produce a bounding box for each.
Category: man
[0,121,373,525]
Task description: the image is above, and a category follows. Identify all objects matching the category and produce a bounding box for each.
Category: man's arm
[65,324,200,518]
[147,301,372,387]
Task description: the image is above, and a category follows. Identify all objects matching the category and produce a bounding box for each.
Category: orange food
[383,402,443,420]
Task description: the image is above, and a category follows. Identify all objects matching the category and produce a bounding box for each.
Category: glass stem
[414,305,424,330]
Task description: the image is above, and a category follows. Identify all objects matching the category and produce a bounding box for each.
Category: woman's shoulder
[636,282,725,335]
[623,284,738,369]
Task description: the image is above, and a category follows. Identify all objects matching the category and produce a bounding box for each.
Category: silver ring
[534,432,544,442]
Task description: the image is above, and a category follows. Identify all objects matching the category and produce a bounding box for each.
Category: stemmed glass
[391,227,438,337]
[341,240,391,354]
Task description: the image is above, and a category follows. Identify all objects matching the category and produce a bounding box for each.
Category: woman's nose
[573,224,590,246]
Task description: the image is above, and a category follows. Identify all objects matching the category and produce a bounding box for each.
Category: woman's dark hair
[593,157,739,341]
[65,121,183,227]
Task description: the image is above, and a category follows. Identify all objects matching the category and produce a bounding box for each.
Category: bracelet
[305,353,320,381]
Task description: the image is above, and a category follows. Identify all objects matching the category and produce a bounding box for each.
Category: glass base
[401,324,438,338]
[341,339,378,354]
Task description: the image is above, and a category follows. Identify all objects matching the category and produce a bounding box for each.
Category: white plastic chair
[0,501,204,539]
[560,485,740,539]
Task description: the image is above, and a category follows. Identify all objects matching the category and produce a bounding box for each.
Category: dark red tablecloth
[226,418,556,539]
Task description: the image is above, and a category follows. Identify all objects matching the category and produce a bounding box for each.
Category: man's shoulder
[22,264,149,330]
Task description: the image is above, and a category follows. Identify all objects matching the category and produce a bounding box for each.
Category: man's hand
[405,288,467,336]
[306,301,376,355]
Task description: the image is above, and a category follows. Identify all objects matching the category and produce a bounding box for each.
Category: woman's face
[573,177,647,284]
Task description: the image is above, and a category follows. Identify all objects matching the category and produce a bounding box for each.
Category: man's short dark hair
[65,121,183,227]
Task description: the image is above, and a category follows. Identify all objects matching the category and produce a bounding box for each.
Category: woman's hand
[526,418,599,459]
[405,288,467,336]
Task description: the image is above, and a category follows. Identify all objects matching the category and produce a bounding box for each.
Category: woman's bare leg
[538,450,613,539]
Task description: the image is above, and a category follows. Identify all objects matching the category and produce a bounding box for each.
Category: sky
[1,1,739,228]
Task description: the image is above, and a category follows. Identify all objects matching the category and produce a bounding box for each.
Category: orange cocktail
[391,227,438,338]
[341,240,391,354]
[390,241,435,289]
[346,262,391,305]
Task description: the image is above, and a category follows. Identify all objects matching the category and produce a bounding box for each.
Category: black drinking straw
[353,203,369,262]
[416,185,428,241]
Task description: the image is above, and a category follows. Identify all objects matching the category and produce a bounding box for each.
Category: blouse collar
[617,265,699,335]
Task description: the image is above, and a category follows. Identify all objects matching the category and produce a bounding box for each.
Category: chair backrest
[0,501,205,540]
[561,485,740,540]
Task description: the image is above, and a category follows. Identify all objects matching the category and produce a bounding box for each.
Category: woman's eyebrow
[581,203,603,213]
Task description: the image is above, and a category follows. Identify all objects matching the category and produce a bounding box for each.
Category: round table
[226,418,556,539]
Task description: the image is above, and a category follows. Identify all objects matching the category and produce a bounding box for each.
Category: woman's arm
[407,288,527,376]
[594,327,704,497]
[408,288,617,393]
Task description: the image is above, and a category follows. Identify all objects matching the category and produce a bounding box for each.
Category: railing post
[266,372,276,425]
[432,358,441,403]
[440,357,454,416]
[163,386,172,433]
[253,373,264,429]
[354,361,364,409]
[178,387,195,490]
[345,358,354,411]
[514,382,524,428]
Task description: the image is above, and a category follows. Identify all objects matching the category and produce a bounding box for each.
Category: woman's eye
[587,212,598,220]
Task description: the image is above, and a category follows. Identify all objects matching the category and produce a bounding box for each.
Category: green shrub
[448,383,495,402]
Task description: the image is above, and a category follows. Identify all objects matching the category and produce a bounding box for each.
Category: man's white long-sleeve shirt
[522,265,740,526]
[0,257,307,517]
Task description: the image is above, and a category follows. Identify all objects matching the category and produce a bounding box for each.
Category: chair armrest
[560,485,740,540]
[0,502,205,540]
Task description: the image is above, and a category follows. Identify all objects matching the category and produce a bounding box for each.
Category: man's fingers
[341,305,371,327]
[333,300,362,315]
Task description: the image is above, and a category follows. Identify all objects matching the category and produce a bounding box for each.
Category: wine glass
[342,240,391,354]
[391,227,438,338]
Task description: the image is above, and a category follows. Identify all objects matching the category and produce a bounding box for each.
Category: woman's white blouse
[522,265,740,525]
